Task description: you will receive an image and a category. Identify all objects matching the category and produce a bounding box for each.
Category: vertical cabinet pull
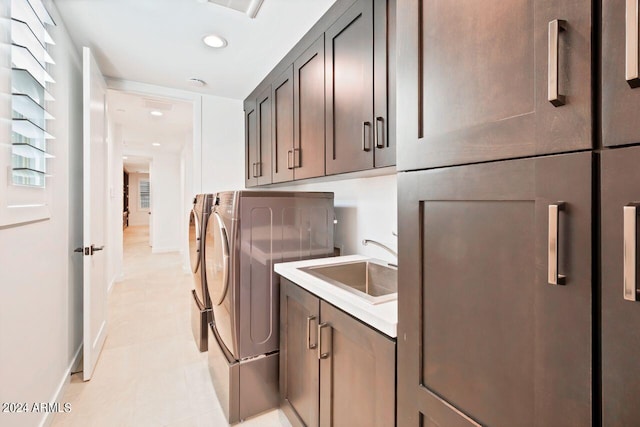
[624,204,640,301]
[287,150,294,170]
[627,0,640,84]
[374,116,385,149]
[548,19,567,107]
[548,202,566,285]
[362,121,371,152]
[317,322,331,359]
[252,163,257,178]
[306,315,317,349]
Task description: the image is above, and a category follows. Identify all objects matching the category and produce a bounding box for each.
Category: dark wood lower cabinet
[280,279,320,427]
[601,146,640,426]
[280,278,396,427]
[397,152,593,427]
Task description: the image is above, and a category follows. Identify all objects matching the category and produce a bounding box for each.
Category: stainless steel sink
[301,259,397,304]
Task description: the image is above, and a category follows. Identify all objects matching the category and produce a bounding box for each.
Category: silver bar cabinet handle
[306,315,317,349]
[375,116,384,149]
[362,121,371,152]
[624,204,640,301]
[548,19,567,107]
[627,0,639,83]
[317,322,330,359]
[548,202,566,285]
[287,150,294,170]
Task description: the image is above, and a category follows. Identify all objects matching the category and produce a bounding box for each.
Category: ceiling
[123,155,151,174]
[54,0,336,100]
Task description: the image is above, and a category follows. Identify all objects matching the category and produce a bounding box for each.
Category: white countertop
[274,255,398,338]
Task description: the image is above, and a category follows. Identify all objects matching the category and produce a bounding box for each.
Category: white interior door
[82,47,108,381]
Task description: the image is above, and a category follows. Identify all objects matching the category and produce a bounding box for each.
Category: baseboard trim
[39,345,82,427]
[151,246,180,254]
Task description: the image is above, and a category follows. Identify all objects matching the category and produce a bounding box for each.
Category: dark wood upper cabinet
[396,0,592,171]
[294,35,326,181]
[325,0,374,175]
[373,0,395,168]
[602,0,640,147]
[601,146,640,426]
[397,152,593,426]
[245,86,272,187]
[325,0,395,175]
[272,66,295,184]
[245,0,395,186]
[257,85,273,186]
[244,98,258,188]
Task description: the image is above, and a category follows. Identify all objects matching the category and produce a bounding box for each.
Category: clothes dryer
[205,191,335,423]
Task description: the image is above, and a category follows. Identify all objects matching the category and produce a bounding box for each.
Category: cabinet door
[602,0,640,147]
[601,146,640,425]
[397,152,593,426]
[256,85,272,185]
[325,0,374,175]
[280,279,320,427]
[272,66,295,184]
[396,0,592,171]
[244,98,258,188]
[294,35,325,180]
[373,0,395,168]
[319,301,395,427]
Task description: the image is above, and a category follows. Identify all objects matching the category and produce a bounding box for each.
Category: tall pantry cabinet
[396,0,594,425]
[601,0,640,425]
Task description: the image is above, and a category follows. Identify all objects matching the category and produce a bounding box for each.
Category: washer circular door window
[205,212,230,305]
[188,209,200,273]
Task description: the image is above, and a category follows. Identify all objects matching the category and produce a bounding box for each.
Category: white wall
[0,1,84,426]
[200,95,245,194]
[127,172,150,226]
[274,174,398,264]
[150,153,182,253]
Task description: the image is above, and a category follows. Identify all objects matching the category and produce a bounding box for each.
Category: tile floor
[52,226,291,427]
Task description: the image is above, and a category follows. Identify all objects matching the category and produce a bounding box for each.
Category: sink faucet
[362,239,398,266]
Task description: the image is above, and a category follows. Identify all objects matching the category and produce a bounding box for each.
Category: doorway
[106,90,195,286]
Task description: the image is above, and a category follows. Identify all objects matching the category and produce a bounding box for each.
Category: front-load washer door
[205,212,236,357]
[188,209,201,273]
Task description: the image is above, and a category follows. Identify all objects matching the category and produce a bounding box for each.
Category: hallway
[52,226,288,426]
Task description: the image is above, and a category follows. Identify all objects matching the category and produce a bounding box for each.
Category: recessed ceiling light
[203,34,227,48]
[152,143,161,147]
[188,78,207,88]
[123,156,128,159]
[150,110,163,117]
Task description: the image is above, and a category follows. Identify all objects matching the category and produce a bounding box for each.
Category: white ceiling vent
[143,98,174,112]
[207,0,265,19]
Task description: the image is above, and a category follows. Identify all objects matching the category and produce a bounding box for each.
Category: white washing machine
[189,193,214,352]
